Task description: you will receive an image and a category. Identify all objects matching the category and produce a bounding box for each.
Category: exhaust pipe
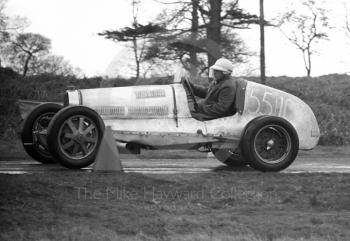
[115,141,140,154]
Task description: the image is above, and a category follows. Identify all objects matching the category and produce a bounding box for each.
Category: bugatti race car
[21,68,320,172]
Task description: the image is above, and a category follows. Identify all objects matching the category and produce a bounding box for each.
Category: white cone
[93,126,123,172]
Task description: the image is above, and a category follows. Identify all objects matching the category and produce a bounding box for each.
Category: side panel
[105,119,214,147]
[79,85,176,119]
[243,82,320,149]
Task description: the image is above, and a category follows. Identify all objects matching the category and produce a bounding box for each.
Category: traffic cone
[93,126,123,172]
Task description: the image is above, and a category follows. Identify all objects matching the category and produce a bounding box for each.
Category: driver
[186,58,237,121]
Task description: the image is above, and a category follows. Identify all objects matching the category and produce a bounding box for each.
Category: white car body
[65,78,320,151]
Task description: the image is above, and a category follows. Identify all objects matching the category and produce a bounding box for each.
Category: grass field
[1,171,349,241]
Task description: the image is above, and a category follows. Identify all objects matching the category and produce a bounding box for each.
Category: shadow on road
[212,165,255,172]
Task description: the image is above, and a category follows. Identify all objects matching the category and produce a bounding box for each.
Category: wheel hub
[33,112,56,155]
[266,139,275,150]
[73,133,86,144]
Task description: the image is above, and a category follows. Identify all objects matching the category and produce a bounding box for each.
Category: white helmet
[210,58,234,74]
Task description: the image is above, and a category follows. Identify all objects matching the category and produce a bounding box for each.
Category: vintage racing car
[21,68,320,171]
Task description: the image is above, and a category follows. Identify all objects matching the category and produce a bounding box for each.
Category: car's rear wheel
[211,148,247,166]
[21,103,62,163]
[241,116,299,172]
[47,106,105,169]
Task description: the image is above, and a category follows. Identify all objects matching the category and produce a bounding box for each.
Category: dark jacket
[191,76,237,119]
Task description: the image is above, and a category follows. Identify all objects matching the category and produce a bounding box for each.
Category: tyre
[21,103,62,163]
[211,148,247,167]
[241,116,299,172]
[47,106,105,169]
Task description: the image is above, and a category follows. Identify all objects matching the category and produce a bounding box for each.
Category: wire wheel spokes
[253,125,291,164]
[33,112,56,154]
[58,115,99,159]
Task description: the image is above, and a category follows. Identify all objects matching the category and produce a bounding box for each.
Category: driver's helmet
[209,58,234,77]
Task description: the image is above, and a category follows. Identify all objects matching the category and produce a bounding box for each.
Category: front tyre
[21,103,62,163]
[241,116,299,172]
[47,106,105,169]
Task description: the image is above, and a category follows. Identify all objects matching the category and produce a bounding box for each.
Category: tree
[198,0,260,66]
[28,54,79,76]
[147,0,259,74]
[8,33,51,76]
[279,0,330,77]
[0,0,28,67]
[189,0,199,77]
[259,0,266,84]
[144,0,207,79]
[99,0,163,79]
[0,0,7,33]
[0,0,11,42]
[203,0,222,66]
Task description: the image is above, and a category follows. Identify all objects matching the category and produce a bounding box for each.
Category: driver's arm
[190,82,208,98]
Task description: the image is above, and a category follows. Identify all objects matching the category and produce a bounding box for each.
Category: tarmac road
[0,153,349,174]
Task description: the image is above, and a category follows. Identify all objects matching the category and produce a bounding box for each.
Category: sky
[4,0,350,77]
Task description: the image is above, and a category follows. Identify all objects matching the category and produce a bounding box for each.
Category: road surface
[0,154,349,174]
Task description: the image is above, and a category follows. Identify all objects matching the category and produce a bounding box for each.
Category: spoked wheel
[211,148,247,167]
[58,115,99,160]
[254,125,291,164]
[21,103,62,163]
[242,116,299,172]
[47,106,105,169]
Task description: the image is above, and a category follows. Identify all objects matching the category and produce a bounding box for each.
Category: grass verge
[0,172,349,241]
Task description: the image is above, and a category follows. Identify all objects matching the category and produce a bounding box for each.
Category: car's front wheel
[47,106,105,169]
[241,116,299,172]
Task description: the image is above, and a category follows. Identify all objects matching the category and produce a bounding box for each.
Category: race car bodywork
[65,80,319,150]
[21,69,320,171]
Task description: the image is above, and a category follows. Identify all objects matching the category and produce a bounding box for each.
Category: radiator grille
[128,106,169,117]
[95,106,125,116]
[135,89,166,99]
[94,106,170,118]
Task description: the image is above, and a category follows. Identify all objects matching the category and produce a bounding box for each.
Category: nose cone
[285,96,320,150]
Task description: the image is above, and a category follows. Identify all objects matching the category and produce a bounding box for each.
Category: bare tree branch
[278,0,329,77]
[345,3,350,36]
[152,0,191,5]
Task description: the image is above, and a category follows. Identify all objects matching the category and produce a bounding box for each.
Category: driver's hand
[182,77,195,89]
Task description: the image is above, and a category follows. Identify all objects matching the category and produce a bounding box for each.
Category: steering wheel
[182,76,200,112]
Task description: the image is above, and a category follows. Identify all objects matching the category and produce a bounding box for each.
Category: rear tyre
[21,103,62,163]
[241,116,299,172]
[212,148,247,166]
[47,106,105,169]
